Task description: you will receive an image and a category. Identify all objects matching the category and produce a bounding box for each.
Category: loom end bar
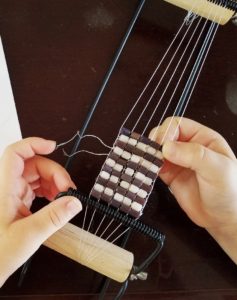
[43,222,134,283]
[163,0,235,25]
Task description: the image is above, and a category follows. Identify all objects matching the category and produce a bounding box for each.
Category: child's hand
[150,117,237,263]
[0,138,82,287]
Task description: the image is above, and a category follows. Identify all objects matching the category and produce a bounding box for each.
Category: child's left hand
[0,137,82,287]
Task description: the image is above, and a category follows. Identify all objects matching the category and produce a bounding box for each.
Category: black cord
[132,238,164,276]
[110,240,164,300]
[98,278,111,300]
[114,280,129,300]
[65,0,147,170]
[98,230,132,300]
[18,0,146,288]
[17,257,33,287]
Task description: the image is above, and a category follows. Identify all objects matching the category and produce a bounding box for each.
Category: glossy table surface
[0,1,237,299]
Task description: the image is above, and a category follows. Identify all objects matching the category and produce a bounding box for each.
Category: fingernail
[162,141,176,158]
[70,181,77,189]
[48,140,57,150]
[148,128,158,141]
[68,176,77,189]
[148,132,155,141]
[66,197,82,215]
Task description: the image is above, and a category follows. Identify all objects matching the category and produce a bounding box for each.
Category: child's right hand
[150,117,237,264]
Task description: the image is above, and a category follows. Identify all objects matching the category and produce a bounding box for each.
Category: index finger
[23,155,76,199]
[0,138,56,179]
[150,117,236,160]
[175,117,235,159]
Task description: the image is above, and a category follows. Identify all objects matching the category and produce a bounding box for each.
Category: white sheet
[0,37,22,156]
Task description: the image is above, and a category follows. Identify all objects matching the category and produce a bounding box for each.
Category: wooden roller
[164,0,236,25]
[43,223,134,283]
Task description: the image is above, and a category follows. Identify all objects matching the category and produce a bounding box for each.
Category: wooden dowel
[164,0,234,25]
[43,223,134,283]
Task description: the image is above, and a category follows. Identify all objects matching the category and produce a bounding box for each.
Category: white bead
[119,134,129,143]
[137,142,147,152]
[128,138,137,146]
[110,175,119,183]
[155,150,164,160]
[125,168,134,177]
[137,189,148,198]
[106,158,116,168]
[113,146,124,156]
[131,154,140,164]
[131,202,143,212]
[104,187,113,197]
[121,151,131,160]
[141,159,152,169]
[100,171,110,180]
[120,181,130,189]
[94,183,104,193]
[129,184,139,194]
[123,197,132,206]
[114,193,123,203]
[150,164,159,174]
[144,177,153,186]
[147,146,156,155]
[114,163,123,172]
[134,172,145,181]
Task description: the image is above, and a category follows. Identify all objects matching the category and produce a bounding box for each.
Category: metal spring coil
[61,188,165,243]
[208,0,237,11]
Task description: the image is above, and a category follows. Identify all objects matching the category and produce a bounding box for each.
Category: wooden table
[0,1,237,299]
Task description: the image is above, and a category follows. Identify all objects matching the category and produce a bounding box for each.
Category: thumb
[15,196,82,250]
[162,141,227,180]
[4,196,81,278]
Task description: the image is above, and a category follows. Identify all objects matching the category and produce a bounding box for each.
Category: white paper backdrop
[0,37,22,156]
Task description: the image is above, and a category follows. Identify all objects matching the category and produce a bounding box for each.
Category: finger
[18,181,35,209]
[158,117,218,142]
[149,117,179,145]
[30,179,41,190]
[150,117,235,159]
[23,156,76,198]
[34,183,59,200]
[0,191,32,226]
[26,196,82,240]
[0,177,34,220]
[0,138,56,180]
[177,118,235,159]
[4,137,56,160]
[159,161,183,187]
[6,196,82,274]
[162,140,231,182]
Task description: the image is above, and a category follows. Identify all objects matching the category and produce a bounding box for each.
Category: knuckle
[48,208,63,228]
[160,117,180,142]
[209,132,224,145]
[193,144,205,162]
[3,143,19,159]
[4,144,14,155]
[162,116,179,127]
[208,128,222,139]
